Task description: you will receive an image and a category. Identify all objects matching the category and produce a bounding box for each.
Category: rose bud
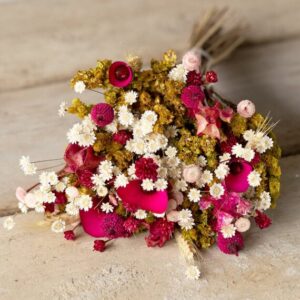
[64,230,76,241]
[93,240,106,252]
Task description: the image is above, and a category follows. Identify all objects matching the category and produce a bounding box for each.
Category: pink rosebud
[93,240,106,252]
[182,50,201,72]
[108,194,118,206]
[182,165,202,183]
[109,61,133,88]
[112,130,132,145]
[91,103,114,127]
[235,217,251,233]
[166,211,180,222]
[254,210,272,229]
[16,187,27,203]
[181,85,205,109]
[64,230,76,241]
[237,100,256,118]
[220,107,234,123]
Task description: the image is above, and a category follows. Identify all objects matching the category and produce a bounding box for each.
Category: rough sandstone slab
[1,0,300,91]
[0,155,299,299]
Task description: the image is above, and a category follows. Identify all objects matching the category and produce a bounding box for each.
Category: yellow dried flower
[230,114,247,137]
[126,54,143,72]
[67,98,92,119]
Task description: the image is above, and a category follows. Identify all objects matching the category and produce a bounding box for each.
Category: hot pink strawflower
[91,103,114,127]
[102,213,127,239]
[109,61,133,88]
[217,231,244,255]
[181,85,205,109]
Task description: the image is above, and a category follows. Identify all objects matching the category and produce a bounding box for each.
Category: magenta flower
[91,103,114,127]
[225,160,253,193]
[112,130,132,145]
[181,85,205,110]
[108,61,133,88]
[217,231,244,255]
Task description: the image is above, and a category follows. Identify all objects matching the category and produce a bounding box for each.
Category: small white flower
[44,191,56,203]
[175,179,188,192]
[156,134,168,149]
[82,115,97,132]
[124,90,138,105]
[19,156,37,175]
[118,105,134,127]
[258,191,271,210]
[243,129,256,142]
[219,153,231,163]
[114,174,129,188]
[47,172,59,186]
[67,122,96,147]
[188,188,201,203]
[18,202,28,214]
[185,265,201,280]
[215,164,229,180]
[165,146,177,158]
[127,164,137,179]
[35,203,45,213]
[243,148,255,162]
[66,202,79,216]
[105,119,118,133]
[164,125,178,138]
[142,179,155,191]
[65,186,79,199]
[96,186,108,197]
[55,181,66,193]
[178,209,194,230]
[92,174,105,187]
[155,178,168,191]
[232,143,244,158]
[58,101,67,117]
[135,209,147,220]
[141,111,158,125]
[51,219,65,233]
[168,64,188,82]
[101,202,114,214]
[77,194,93,211]
[132,139,146,155]
[3,217,15,231]
[74,81,86,94]
[210,183,225,199]
[158,167,168,178]
[198,156,207,167]
[221,224,236,238]
[98,160,114,182]
[201,170,213,184]
[248,171,261,187]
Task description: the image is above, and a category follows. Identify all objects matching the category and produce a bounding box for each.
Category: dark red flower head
[102,213,127,239]
[217,231,244,256]
[255,210,272,229]
[55,192,67,205]
[112,130,132,145]
[135,157,158,181]
[181,85,205,110]
[123,217,142,234]
[109,61,133,88]
[186,71,202,86]
[206,70,218,83]
[91,103,114,127]
[93,240,106,252]
[76,169,94,189]
[64,230,76,241]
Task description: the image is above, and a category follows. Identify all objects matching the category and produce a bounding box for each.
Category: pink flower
[109,61,133,88]
[217,231,244,255]
[216,211,234,231]
[123,217,142,234]
[235,218,251,233]
[236,198,252,215]
[108,194,118,206]
[76,169,94,189]
[112,130,132,145]
[255,210,272,229]
[181,85,205,110]
[145,219,174,248]
[135,157,158,181]
[219,107,234,123]
[91,103,114,127]
[166,210,180,222]
[64,230,76,241]
[205,70,218,83]
[16,187,26,203]
[225,160,253,193]
[182,165,202,183]
[54,192,67,205]
[237,100,256,118]
[44,202,55,213]
[182,50,201,72]
[93,240,106,252]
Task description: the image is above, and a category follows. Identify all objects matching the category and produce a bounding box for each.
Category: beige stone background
[0,0,300,299]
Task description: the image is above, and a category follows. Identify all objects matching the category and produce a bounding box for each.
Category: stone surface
[1,0,300,92]
[0,154,299,300]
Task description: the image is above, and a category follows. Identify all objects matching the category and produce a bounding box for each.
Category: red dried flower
[55,192,67,205]
[76,169,94,189]
[135,157,158,181]
[220,133,237,153]
[102,213,127,238]
[206,70,218,83]
[43,202,55,213]
[145,219,174,248]
[64,230,76,241]
[181,85,205,110]
[255,210,272,229]
[93,240,106,252]
[109,61,133,88]
[186,71,202,86]
[123,217,142,234]
[112,130,132,145]
[91,103,114,127]
[217,231,244,256]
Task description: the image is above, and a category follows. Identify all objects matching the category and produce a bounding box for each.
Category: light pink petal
[16,187,27,203]
[195,114,208,135]
[166,210,180,222]
[203,124,220,139]
[167,199,178,212]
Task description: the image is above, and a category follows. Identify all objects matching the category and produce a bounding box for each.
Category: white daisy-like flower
[35,203,45,213]
[67,123,96,147]
[135,209,147,220]
[188,188,201,203]
[127,164,137,179]
[65,202,79,216]
[221,224,236,238]
[243,129,256,142]
[158,167,168,178]
[175,179,188,192]
[248,171,261,187]
[165,146,177,158]
[201,170,213,184]
[256,136,274,154]
[114,174,129,188]
[95,186,108,198]
[65,186,79,199]
[164,125,178,138]
[198,156,207,167]
[74,81,86,94]
[3,217,15,231]
[219,153,231,163]
[105,119,118,133]
[178,209,195,230]
[232,143,244,158]
[142,179,155,191]
[47,172,59,185]
[258,191,271,210]
[82,115,97,132]
[18,202,28,214]
[58,101,67,117]
[210,183,225,199]
[101,202,114,214]
[55,181,66,193]
[132,139,146,155]
[244,130,274,154]
[124,90,138,105]
[168,64,188,82]
[98,160,114,182]
[19,156,37,175]
[215,164,230,180]
[156,134,168,149]
[155,178,168,191]
[77,194,93,211]
[140,120,154,136]
[185,265,201,280]
[44,191,56,203]
[243,148,255,162]
[118,105,134,127]
[92,174,105,187]
[51,219,66,233]
[141,110,158,125]
[146,138,161,153]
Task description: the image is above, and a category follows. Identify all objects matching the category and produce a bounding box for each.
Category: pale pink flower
[182,50,201,72]
[16,187,26,203]
[235,217,251,232]
[166,210,180,222]
[182,165,202,183]
[237,100,256,118]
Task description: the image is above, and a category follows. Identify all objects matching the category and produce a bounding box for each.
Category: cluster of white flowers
[178,209,195,230]
[248,170,262,187]
[258,191,271,211]
[232,143,255,162]
[58,101,67,117]
[67,115,96,147]
[185,265,201,280]
[74,81,86,94]
[243,130,274,154]
[19,156,37,175]
[168,64,188,82]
